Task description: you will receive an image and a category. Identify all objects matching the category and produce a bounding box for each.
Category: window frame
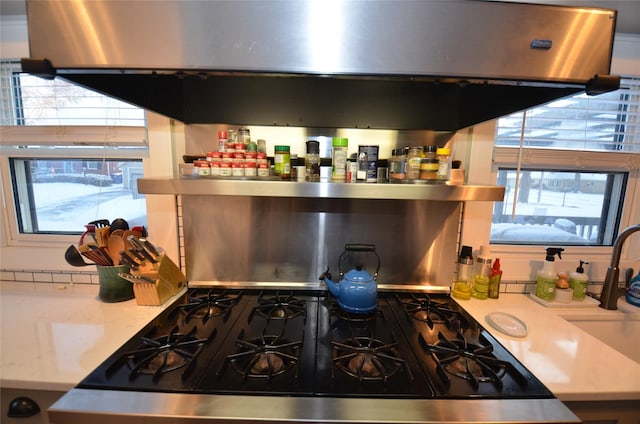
[460,120,640,282]
[0,126,149,247]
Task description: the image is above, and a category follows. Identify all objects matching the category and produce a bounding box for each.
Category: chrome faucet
[599,224,640,310]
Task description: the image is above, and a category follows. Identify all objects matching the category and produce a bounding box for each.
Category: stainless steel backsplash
[182,195,461,286]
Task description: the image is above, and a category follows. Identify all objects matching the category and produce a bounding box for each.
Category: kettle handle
[338,244,380,279]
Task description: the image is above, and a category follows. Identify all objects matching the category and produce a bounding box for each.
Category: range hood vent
[23,0,620,131]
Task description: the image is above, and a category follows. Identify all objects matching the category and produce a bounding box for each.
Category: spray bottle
[535,247,564,301]
[568,260,589,301]
[488,258,502,299]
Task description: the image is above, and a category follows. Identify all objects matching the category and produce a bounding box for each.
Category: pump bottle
[568,260,589,301]
[535,247,564,301]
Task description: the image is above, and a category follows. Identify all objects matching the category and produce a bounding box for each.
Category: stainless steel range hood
[23,0,619,131]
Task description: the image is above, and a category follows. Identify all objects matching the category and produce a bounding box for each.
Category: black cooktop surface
[78,288,551,399]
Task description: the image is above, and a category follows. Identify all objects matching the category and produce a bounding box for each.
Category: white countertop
[460,294,640,402]
[2,282,639,402]
[0,281,180,392]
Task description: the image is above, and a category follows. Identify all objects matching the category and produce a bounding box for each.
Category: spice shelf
[137,177,505,201]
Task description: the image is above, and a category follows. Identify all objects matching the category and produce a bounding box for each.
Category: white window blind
[495,76,640,154]
[0,60,145,127]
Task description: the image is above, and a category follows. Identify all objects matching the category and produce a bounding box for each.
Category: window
[1,60,145,126]
[10,157,146,234]
[491,76,640,246]
[1,60,148,238]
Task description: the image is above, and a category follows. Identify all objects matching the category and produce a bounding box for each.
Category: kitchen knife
[118,273,156,284]
[140,238,161,257]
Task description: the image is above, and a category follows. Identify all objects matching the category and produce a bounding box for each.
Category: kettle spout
[319,267,340,297]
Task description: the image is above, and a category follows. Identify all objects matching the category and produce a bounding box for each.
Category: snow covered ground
[32,182,146,232]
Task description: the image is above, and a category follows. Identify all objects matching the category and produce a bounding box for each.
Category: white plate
[485,312,528,338]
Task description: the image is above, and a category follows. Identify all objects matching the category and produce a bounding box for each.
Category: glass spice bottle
[274,145,291,180]
[405,146,422,180]
[331,137,349,182]
[305,140,321,182]
[436,147,451,182]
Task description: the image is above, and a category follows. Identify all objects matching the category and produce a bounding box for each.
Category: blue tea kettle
[319,244,380,314]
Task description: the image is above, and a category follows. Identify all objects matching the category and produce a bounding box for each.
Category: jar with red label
[257,162,270,177]
[217,130,228,152]
[194,160,210,176]
[245,152,257,177]
[232,160,244,177]
[219,161,232,177]
[210,160,221,177]
[222,151,233,163]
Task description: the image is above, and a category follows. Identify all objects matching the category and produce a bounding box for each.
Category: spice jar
[405,146,422,180]
[419,158,439,181]
[274,145,291,180]
[305,140,321,182]
[436,147,451,182]
[389,148,406,181]
[423,145,437,159]
[331,137,348,182]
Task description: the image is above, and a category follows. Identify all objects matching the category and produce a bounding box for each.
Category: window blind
[0,60,145,127]
[495,76,640,154]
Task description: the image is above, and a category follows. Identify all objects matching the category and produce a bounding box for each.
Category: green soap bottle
[535,247,564,301]
[569,260,589,301]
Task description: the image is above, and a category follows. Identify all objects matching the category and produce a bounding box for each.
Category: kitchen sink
[559,298,640,364]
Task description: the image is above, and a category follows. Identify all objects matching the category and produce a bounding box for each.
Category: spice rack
[137,177,505,201]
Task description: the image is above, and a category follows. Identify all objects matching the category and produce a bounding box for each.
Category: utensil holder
[97,265,134,303]
[131,254,185,305]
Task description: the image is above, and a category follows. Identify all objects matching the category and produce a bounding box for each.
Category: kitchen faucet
[599,224,640,310]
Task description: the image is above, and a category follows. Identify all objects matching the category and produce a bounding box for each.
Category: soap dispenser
[569,260,589,301]
[535,247,564,301]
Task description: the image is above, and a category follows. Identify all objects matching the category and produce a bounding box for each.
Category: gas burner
[180,290,241,324]
[328,300,381,324]
[117,326,215,382]
[221,328,302,381]
[418,332,526,391]
[332,332,411,382]
[251,291,306,321]
[396,293,466,330]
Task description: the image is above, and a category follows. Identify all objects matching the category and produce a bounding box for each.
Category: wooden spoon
[107,234,125,266]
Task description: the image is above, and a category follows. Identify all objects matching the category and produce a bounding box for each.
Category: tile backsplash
[3,268,580,295]
[1,269,101,285]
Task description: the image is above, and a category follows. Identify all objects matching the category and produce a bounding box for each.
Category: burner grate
[332,331,411,382]
[180,289,241,325]
[220,328,303,381]
[396,293,466,330]
[251,291,306,321]
[418,332,528,391]
[112,326,215,382]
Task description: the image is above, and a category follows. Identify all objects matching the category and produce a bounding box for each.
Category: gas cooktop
[78,288,551,400]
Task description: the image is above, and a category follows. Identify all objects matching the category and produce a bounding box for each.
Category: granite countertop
[2,282,639,402]
[0,281,181,392]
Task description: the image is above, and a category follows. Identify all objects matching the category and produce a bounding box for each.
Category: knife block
[131,253,186,305]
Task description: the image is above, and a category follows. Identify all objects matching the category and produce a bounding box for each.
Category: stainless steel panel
[182,196,461,286]
[23,0,618,129]
[27,0,614,81]
[48,389,580,423]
